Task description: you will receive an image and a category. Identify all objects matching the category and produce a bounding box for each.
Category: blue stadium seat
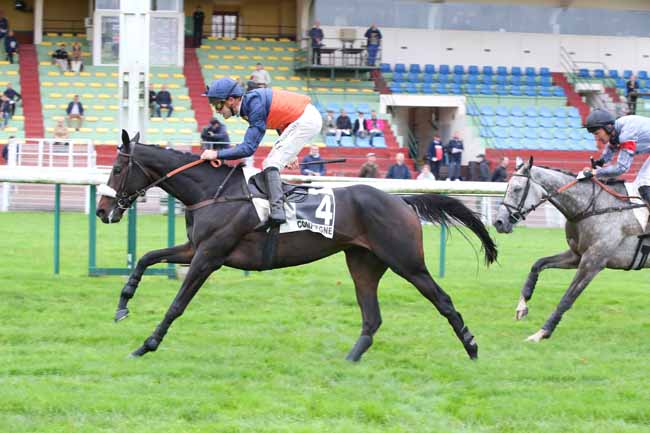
[449,84,461,94]
[405,83,418,93]
[497,66,508,76]
[495,86,508,96]
[452,74,464,85]
[421,84,434,94]
[553,129,568,140]
[524,107,538,117]
[409,64,421,73]
[615,78,626,88]
[553,107,567,118]
[524,86,537,96]
[480,105,495,116]
[439,64,450,75]
[553,87,566,97]
[510,75,522,86]
[540,76,552,87]
[638,70,648,80]
[326,103,340,112]
[495,106,509,117]
[372,137,386,148]
[380,63,391,73]
[510,129,524,139]
[608,70,619,79]
[453,65,464,75]
[468,65,479,75]
[480,117,496,127]
[479,127,494,138]
[340,136,354,147]
[422,73,434,84]
[393,72,404,82]
[466,84,479,95]
[539,118,554,128]
[539,88,552,97]
[553,118,567,128]
[344,103,356,113]
[568,117,582,128]
[525,67,536,76]
[510,117,524,128]
[479,85,494,95]
[467,105,479,116]
[539,130,553,141]
[407,72,420,82]
[539,107,553,118]
[525,76,537,86]
[525,117,539,128]
[593,69,605,78]
[623,70,633,79]
[467,75,478,85]
[569,131,584,143]
[494,75,506,86]
[438,73,449,84]
[509,87,522,96]
[482,75,493,85]
[496,116,510,127]
[494,127,509,139]
[511,66,522,76]
[578,69,590,78]
[357,103,370,114]
[424,64,435,74]
[389,83,403,93]
[482,66,494,76]
[325,136,338,147]
[539,67,551,76]
[435,84,448,94]
[567,107,580,118]
[510,106,524,117]
[394,63,406,73]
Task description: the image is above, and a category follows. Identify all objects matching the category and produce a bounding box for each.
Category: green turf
[1,212,649,433]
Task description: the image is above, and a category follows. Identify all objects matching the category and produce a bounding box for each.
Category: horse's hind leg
[344,248,388,362]
[516,249,580,320]
[115,242,194,322]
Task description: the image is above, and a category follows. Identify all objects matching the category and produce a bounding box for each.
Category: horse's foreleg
[517,249,580,320]
[130,248,223,357]
[526,252,606,342]
[344,248,388,362]
[115,242,194,322]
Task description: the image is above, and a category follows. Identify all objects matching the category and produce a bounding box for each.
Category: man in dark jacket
[426,134,444,180]
[301,144,326,176]
[490,156,509,182]
[626,74,640,115]
[4,30,17,64]
[359,152,379,178]
[477,154,490,181]
[154,85,174,117]
[52,43,69,72]
[307,20,324,65]
[66,95,84,130]
[446,132,464,180]
[192,5,205,47]
[364,24,382,66]
[3,83,21,117]
[335,109,352,145]
[200,118,230,150]
[386,152,411,179]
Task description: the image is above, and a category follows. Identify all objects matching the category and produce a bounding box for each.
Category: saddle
[247,172,316,203]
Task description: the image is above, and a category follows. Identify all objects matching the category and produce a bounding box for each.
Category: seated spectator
[301,144,326,176]
[358,152,379,178]
[477,154,490,181]
[53,120,70,147]
[148,85,157,117]
[52,43,69,72]
[3,83,21,117]
[0,94,11,130]
[70,41,83,72]
[248,62,272,89]
[335,109,352,145]
[154,85,174,118]
[386,152,411,179]
[353,111,368,142]
[2,136,17,164]
[4,30,17,64]
[417,164,435,180]
[0,11,8,41]
[66,94,84,131]
[490,156,509,182]
[322,109,336,136]
[365,110,385,146]
[200,117,230,150]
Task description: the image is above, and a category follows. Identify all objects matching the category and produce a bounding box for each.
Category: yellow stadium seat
[167,117,179,123]
[212,74,225,79]
[80,127,93,133]
[267,56,278,61]
[48,71,61,76]
[39,61,51,66]
[92,105,106,110]
[176,107,186,112]
[79,72,91,77]
[244,46,255,51]
[277,66,289,71]
[81,93,93,98]
[62,33,74,37]
[42,82,54,87]
[101,116,114,122]
[95,72,107,77]
[290,76,301,81]
[236,37,248,42]
[259,47,270,52]
[178,95,189,100]
[347,88,359,93]
[6,71,16,76]
[163,128,175,134]
[106,83,117,88]
[73,82,85,87]
[281,56,293,61]
[147,128,159,134]
[252,55,263,60]
[265,66,275,71]
[180,128,193,134]
[173,73,184,78]
[223,54,234,60]
[41,41,52,46]
[288,48,298,52]
[233,65,245,70]
[58,82,70,87]
[214,46,226,51]
[265,38,277,42]
[50,93,63,98]
[238,55,250,60]
[64,71,76,77]
[89,83,101,88]
[362,89,374,93]
[230,46,241,51]
[96,127,109,133]
[183,117,195,123]
[43,104,56,110]
[157,73,169,78]
[217,65,229,70]
[4,126,17,133]
[207,54,218,60]
[279,38,291,42]
[273,47,284,52]
[98,94,111,99]
[111,73,118,77]
[13,115,24,121]
[46,32,58,37]
[274,76,286,81]
[150,117,163,123]
[86,116,98,122]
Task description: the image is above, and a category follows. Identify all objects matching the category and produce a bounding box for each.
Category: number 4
[315,194,333,226]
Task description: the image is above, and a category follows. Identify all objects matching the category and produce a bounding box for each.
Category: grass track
[1,212,649,433]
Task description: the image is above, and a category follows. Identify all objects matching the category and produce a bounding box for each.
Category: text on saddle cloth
[624,182,650,232]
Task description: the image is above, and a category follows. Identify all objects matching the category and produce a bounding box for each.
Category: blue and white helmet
[203,77,244,100]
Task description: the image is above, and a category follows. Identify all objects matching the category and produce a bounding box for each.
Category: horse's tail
[402,194,498,265]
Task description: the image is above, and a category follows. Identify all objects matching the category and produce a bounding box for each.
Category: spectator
[477,154,490,181]
[2,135,16,164]
[359,152,379,178]
[53,120,70,147]
[154,85,174,118]
[490,156,509,182]
[148,85,157,117]
[365,110,385,146]
[200,117,230,150]
[0,10,7,42]
[3,83,21,117]
[446,132,464,181]
[70,41,83,72]
[426,134,444,180]
[301,144,326,176]
[4,29,17,64]
[65,94,84,130]
[386,152,411,179]
[0,94,10,130]
[353,111,368,143]
[307,20,324,65]
[626,74,640,115]
[335,109,352,145]
[249,62,271,89]
[364,23,382,66]
[417,164,435,180]
[52,43,69,72]
[192,5,205,48]
[322,109,336,136]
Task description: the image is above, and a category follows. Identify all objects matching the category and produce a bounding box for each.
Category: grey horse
[493,158,648,342]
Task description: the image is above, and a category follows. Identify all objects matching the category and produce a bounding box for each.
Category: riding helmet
[203,77,244,100]
[584,108,615,129]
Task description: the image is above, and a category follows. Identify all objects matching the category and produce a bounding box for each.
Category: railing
[43,19,86,35]
[6,138,95,169]
[202,23,296,40]
[296,37,382,69]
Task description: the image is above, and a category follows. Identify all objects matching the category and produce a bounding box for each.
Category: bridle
[99,147,221,210]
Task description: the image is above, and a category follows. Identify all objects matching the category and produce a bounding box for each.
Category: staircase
[184,48,213,131]
[552,72,590,123]
[18,45,44,137]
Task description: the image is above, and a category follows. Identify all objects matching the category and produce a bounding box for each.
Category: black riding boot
[264,167,286,226]
[639,186,650,208]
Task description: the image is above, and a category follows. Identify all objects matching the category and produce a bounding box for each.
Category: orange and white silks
[266,89,311,133]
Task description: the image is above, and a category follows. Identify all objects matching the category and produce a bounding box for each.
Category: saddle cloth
[624,182,649,232]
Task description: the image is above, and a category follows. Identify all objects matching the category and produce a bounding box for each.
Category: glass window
[97,0,120,10]
[100,15,120,64]
[211,13,238,38]
[151,0,180,11]
[150,17,178,65]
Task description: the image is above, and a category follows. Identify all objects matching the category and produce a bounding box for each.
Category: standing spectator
[52,43,69,72]
[353,111,368,142]
[477,154,490,181]
[70,41,83,72]
[301,144,326,176]
[0,95,10,129]
[335,109,352,145]
[446,132,464,180]
[386,152,411,179]
[426,134,444,180]
[66,94,84,130]
[148,85,157,117]
[155,85,174,118]
[249,63,272,88]
[0,10,8,42]
[322,109,336,136]
[626,74,640,115]
[490,156,509,182]
[53,120,70,147]
[358,152,379,178]
[200,117,230,150]
[4,30,17,64]
[307,20,324,65]
[192,5,205,48]
[364,23,382,66]
[4,83,21,117]
[417,164,435,180]
[366,110,385,146]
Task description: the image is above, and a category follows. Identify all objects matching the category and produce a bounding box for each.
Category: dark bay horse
[96,131,497,361]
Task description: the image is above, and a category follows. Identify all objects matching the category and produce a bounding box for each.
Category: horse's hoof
[129,347,146,358]
[515,307,528,321]
[114,308,129,322]
[525,329,549,342]
[465,339,478,360]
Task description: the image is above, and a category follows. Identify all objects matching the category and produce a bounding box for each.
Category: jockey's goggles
[586,126,603,133]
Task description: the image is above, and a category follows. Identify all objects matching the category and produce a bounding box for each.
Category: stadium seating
[0,61,24,143]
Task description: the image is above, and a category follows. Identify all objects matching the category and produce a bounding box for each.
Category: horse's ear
[132,132,141,144]
[121,130,130,150]
[528,156,534,168]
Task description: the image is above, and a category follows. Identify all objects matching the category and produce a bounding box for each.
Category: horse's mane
[534,165,626,186]
[136,143,200,162]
